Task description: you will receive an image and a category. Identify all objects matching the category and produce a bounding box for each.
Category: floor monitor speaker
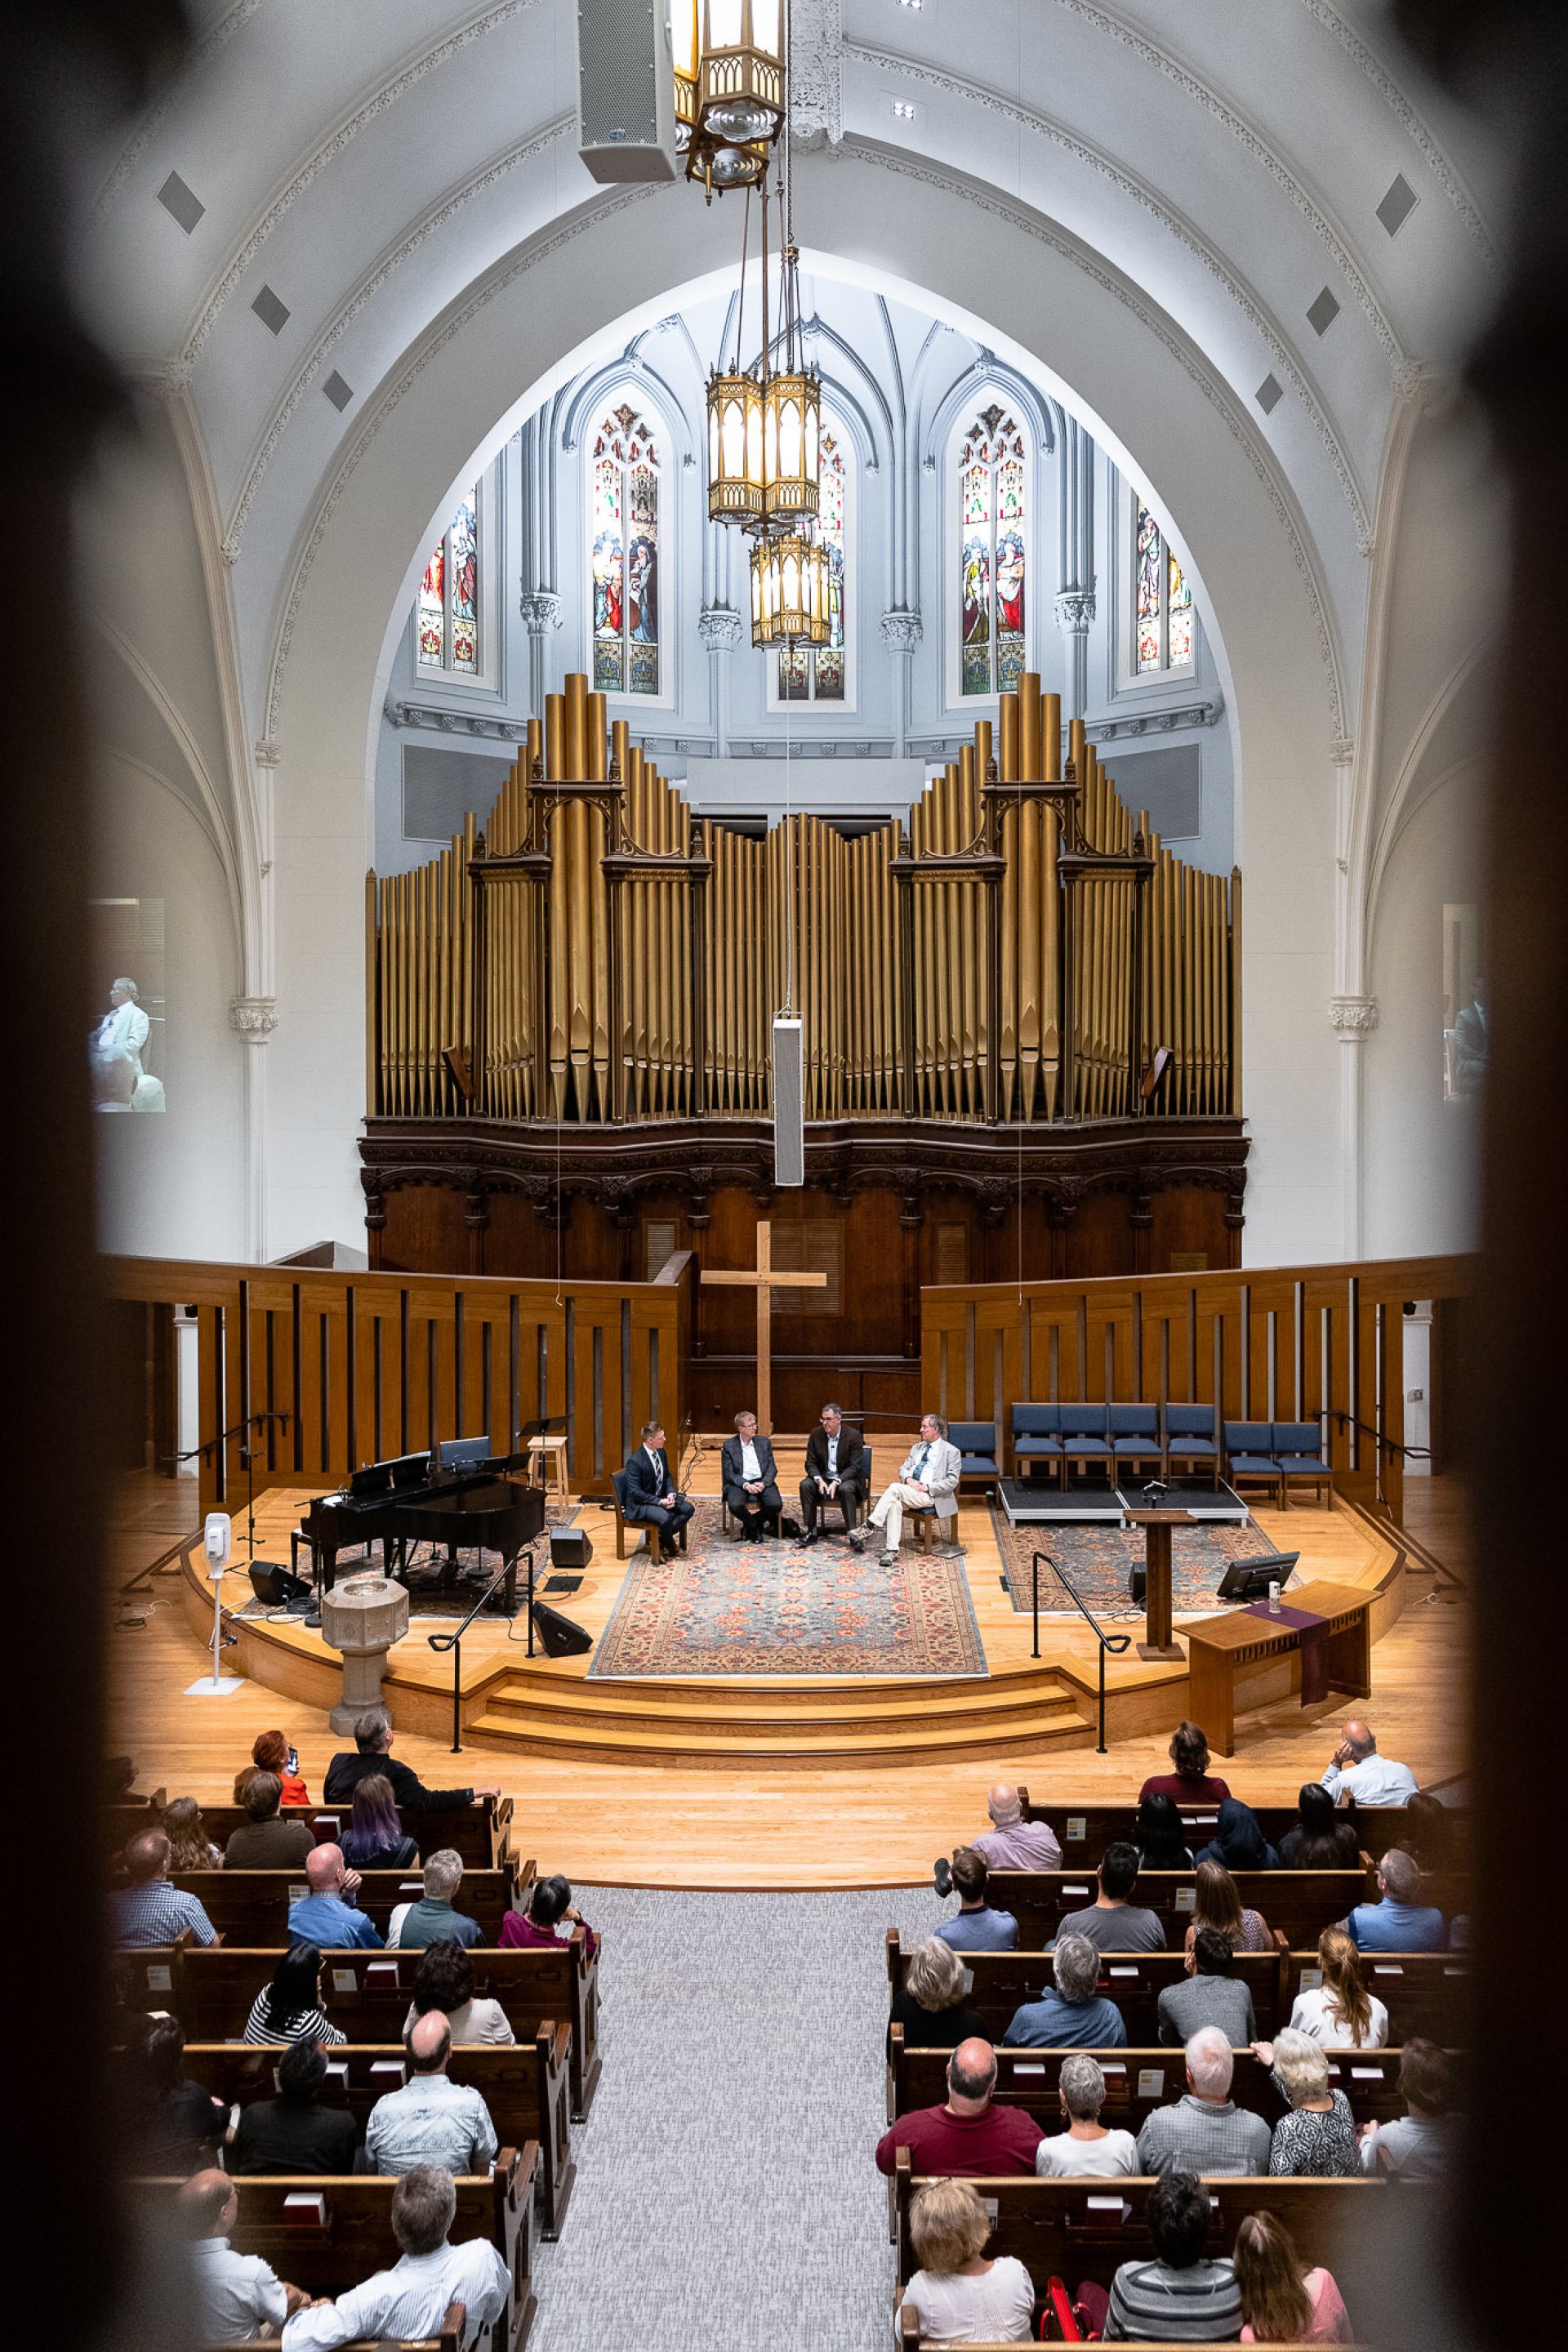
[531,1600,594,1658]
[550,1527,595,1572]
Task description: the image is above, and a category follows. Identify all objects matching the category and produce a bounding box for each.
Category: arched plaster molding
[1362,648,1498,960]
[223,112,573,559]
[919,358,1059,471]
[851,38,1374,547]
[560,356,694,466]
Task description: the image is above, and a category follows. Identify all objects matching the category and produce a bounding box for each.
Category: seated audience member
[237,1730,310,1808]
[1053,1842,1166,1954]
[323,1706,495,1814]
[111,1829,218,1949]
[970,1780,1062,1871]
[119,2015,227,2174]
[106,1754,144,1804]
[280,2164,510,2352]
[224,1771,315,1869]
[1360,2038,1454,2179]
[1400,1787,1456,1875]
[1276,1783,1363,1870]
[1286,1925,1388,2048]
[499,1871,599,1959]
[341,1771,419,1870]
[364,2014,498,2179]
[1135,1792,1196,1870]
[1343,1848,1446,1952]
[934,1847,1019,1953]
[229,2039,362,2176]
[1233,2209,1352,2345]
[1320,1718,1418,1806]
[1103,2167,1244,2341]
[404,1940,516,2047]
[889,1936,988,2056]
[163,1795,225,1869]
[1138,1722,1232,1807]
[1183,1856,1272,1956]
[1251,2028,1361,2176]
[1158,1927,1258,2047]
[287,1842,384,1950]
[244,1944,346,2047]
[1135,2026,1271,2176]
[1004,1933,1128,2049]
[898,2176,1035,2345]
[875,2037,1045,2176]
[181,2170,305,2342]
[1196,1797,1281,1873]
[1035,2055,1139,2178]
[390,1850,482,1950]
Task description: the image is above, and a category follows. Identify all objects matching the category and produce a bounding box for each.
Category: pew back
[985,1869,1368,1950]
[172,1867,521,1945]
[111,1797,514,1870]
[889,1936,1285,2042]
[1014,1791,1449,1866]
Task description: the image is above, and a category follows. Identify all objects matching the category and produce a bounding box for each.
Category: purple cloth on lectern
[1244,1598,1330,1705]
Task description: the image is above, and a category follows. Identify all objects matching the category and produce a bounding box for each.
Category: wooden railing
[104,1252,696,1517]
[920,1253,1474,1522]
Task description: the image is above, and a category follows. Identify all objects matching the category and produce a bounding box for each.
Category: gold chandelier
[750,529,827,646]
[671,2,784,196]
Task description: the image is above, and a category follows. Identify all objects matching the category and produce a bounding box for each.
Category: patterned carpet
[991,1506,1272,1619]
[590,1499,986,1678]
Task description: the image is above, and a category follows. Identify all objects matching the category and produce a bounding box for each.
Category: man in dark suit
[621,1419,694,1552]
[797,1401,866,1546]
[721,1410,782,1542]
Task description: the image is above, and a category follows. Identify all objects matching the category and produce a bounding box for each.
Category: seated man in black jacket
[323,1707,497,1811]
[229,2039,361,2175]
[796,1403,866,1545]
[620,1421,694,1552]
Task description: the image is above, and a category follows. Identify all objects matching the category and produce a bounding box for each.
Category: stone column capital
[880,608,924,654]
[1329,994,1379,1036]
[229,996,278,1043]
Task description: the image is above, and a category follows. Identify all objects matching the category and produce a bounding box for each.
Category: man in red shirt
[875,2038,1043,2176]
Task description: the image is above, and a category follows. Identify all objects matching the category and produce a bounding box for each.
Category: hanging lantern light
[706,368,764,523]
[697,2,784,149]
[749,528,826,648]
[762,362,821,524]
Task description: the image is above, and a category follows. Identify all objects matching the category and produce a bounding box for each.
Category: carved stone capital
[880,608,924,654]
[254,738,282,770]
[697,604,745,653]
[229,996,278,1042]
[1329,994,1379,1036]
[1054,589,1096,635]
[518,589,563,634]
[1329,737,1356,768]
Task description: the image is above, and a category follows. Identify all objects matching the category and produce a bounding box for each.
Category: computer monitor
[439,1436,493,1469]
[1216,1549,1301,1601]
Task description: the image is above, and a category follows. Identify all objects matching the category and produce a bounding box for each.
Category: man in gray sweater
[1136,2026,1271,2176]
[1156,1928,1259,2047]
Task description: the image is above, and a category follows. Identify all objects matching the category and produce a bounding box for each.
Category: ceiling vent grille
[1255,374,1284,416]
[157,172,205,234]
[1377,174,1418,238]
[1307,287,1341,337]
[252,285,290,336]
[323,371,354,412]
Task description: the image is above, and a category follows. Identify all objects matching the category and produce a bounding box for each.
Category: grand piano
[301,1437,546,1613]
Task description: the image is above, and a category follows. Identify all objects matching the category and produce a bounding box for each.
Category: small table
[525,1434,570,1499]
[1185,1577,1373,1753]
[1125,1508,1196,1659]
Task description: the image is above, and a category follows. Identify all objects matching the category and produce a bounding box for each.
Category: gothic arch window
[1130,488,1194,676]
[957,405,1027,697]
[416,482,483,677]
[590,402,662,697]
[778,427,849,704]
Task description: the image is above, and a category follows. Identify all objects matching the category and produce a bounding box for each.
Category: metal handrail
[1031,1548,1134,1754]
[1329,1410,1432,1461]
[427,1546,537,1754]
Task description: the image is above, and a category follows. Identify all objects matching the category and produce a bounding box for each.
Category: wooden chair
[611,1469,662,1565]
[172,1864,522,1948]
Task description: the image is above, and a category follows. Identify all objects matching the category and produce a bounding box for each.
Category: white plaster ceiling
[78,0,1502,748]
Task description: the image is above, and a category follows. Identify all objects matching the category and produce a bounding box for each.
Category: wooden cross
[698,1218,826,1437]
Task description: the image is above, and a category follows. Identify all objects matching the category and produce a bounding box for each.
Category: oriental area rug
[991,1510,1272,1620]
[590,1503,987,1679]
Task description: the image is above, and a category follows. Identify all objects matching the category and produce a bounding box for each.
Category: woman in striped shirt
[243,1944,345,2047]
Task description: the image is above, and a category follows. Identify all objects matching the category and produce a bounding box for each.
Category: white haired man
[970,1781,1062,1871]
[90,975,149,1107]
[1320,1718,1419,1806]
[281,2164,509,2350]
[1134,2026,1271,2176]
[390,1849,483,1950]
[851,1414,961,1565]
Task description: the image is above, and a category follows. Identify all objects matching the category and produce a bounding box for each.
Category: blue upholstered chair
[1010,1402,1063,1482]
[611,1468,664,1564]
[1223,1420,1282,1507]
[1272,1419,1331,1508]
[1058,1402,1114,1481]
[1164,1402,1218,1477]
[947,1419,1000,1500]
[1107,1403,1162,1477]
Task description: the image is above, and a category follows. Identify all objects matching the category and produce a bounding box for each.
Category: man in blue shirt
[935,1846,1019,1952]
[1343,1847,1446,1952]
[287,1842,384,1949]
[111,1829,218,1947]
[1004,1934,1128,2047]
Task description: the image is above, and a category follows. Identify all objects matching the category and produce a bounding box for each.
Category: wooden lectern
[1125,1508,1192,1659]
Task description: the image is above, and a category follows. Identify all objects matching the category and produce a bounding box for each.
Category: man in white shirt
[282,2166,510,2352]
[90,976,150,1107]
[364,2015,498,2178]
[180,2171,305,2342]
[1320,1719,1419,1806]
[720,1410,782,1541]
[970,1781,1063,1870]
[851,1414,962,1565]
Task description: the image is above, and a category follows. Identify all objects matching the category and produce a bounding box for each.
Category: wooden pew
[985,1867,1369,1951]
[889,1932,1286,2043]
[172,1866,523,1946]
[1013,1788,1443,1864]
[172,1940,603,2121]
[889,2159,1388,2288]
[204,2328,461,2352]
[1284,1948,1468,2043]
[110,1796,515,1871]
[899,2329,1367,2352]
[887,2027,1419,2133]
[133,2149,537,2352]
[188,2035,575,2240]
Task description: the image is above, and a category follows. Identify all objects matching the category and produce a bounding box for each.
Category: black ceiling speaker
[531,1601,593,1658]
[550,1527,595,1571]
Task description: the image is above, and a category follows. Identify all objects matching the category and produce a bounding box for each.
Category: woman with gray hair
[1034,2054,1139,2177]
[889,1936,987,2056]
[1251,2027,1362,2176]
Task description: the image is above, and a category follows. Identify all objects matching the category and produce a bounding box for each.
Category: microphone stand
[166,1412,293,1572]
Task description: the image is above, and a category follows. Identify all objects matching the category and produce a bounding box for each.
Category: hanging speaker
[575,0,678,184]
[531,1601,594,1658]
[773,1015,804,1187]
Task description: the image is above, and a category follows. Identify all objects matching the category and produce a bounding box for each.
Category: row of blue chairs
[943,1404,1332,1508]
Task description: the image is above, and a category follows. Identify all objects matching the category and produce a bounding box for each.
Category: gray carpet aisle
[527,1883,956,2352]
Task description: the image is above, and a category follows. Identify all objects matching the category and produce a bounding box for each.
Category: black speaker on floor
[250,1563,311,1606]
[550,1527,595,1571]
[531,1600,593,1658]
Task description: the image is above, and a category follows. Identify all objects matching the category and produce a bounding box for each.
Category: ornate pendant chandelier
[750,528,827,647]
[671,2,784,196]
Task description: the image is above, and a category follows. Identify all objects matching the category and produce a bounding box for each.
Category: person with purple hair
[341,1773,418,1871]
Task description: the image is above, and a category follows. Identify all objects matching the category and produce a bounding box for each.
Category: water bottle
[1267,1579,1281,1615]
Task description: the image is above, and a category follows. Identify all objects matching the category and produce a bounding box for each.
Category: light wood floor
[107,1461,1470,1887]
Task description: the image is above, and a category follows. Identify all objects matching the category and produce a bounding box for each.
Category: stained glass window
[778,430,847,703]
[416,484,482,676]
[1131,492,1194,676]
[958,407,1027,697]
[592,403,661,697]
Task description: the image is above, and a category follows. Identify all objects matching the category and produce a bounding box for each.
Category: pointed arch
[955,402,1028,697]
